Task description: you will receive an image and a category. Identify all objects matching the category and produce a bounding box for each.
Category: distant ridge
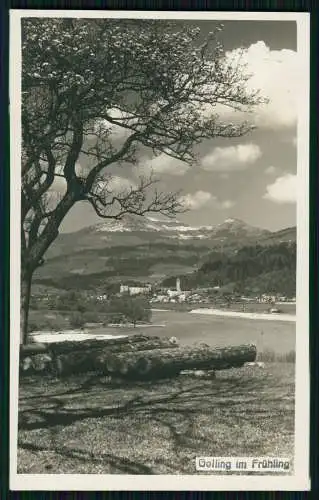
[35,215,296,292]
[47,215,295,260]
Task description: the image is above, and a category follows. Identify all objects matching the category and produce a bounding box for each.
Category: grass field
[18,362,295,475]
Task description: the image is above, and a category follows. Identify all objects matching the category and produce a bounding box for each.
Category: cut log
[47,336,179,376]
[40,334,176,356]
[19,353,53,374]
[20,343,48,356]
[19,335,256,381]
[105,344,257,380]
[20,334,177,359]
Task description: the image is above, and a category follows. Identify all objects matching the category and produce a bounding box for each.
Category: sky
[58,19,300,234]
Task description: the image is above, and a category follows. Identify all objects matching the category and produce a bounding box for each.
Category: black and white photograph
[10,10,310,491]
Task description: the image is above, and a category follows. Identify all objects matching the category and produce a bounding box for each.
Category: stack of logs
[20,334,257,380]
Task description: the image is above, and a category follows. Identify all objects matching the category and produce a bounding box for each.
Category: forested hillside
[162,242,296,297]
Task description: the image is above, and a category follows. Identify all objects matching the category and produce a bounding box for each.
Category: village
[102,278,296,310]
[33,276,296,312]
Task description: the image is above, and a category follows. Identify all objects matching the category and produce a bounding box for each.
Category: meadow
[18,362,295,475]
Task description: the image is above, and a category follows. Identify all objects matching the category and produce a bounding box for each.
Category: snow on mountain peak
[92,215,265,240]
[223,218,244,225]
[95,221,131,233]
[146,215,167,223]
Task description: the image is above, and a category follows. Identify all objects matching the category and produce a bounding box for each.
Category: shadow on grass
[18,373,273,432]
[18,367,295,474]
[18,440,153,474]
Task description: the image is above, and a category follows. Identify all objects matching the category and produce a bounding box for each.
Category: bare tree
[20,18,263,343]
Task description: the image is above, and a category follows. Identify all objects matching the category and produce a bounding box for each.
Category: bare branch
[84,131,140,191]
[86,174,185,220]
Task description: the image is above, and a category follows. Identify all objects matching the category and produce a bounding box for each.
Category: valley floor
[17,363,295,475]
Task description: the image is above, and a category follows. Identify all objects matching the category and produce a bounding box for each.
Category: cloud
[263,173,297,203]
[93,120,130,143]
[96,175,137,194]
[218,41,302,129]
[219,173,230,180]
[179,191,235,211]
[108,176,137,192]
[50,176,67,194]
[264,166,277,175]
[201,143,261,171]
[220,199,236,209]
[179,191,212,209]
[75,161,88,177]
[93,109,134,142]
[137,153,189,176]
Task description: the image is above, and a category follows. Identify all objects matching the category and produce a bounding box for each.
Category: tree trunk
[21,191,83,345]
[20,270,33,345]
[105,344,257,380]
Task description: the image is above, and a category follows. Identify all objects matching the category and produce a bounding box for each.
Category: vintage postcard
[10,10,310,491]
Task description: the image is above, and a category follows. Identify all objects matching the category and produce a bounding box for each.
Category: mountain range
[33,216,296,292]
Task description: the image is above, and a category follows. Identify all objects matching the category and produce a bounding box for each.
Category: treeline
[162,242,296,296]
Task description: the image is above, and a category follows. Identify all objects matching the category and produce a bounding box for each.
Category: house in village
[120,284,152,296]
